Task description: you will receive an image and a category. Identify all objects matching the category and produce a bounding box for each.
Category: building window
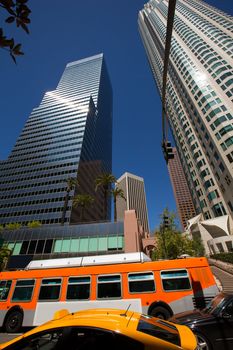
[19,241,29,255]
[227,152,233,163]
[216,243,224,253]
[35,240,45,254]
[44,239,53,254]
[228,201,233,212]
[212,202,227,217]
[207,190,219,201]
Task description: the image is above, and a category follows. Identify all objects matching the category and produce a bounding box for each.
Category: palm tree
[72,194,94,222]
[0,246,11,271]
[61,177,79,225]
[95,173,116,220]
[111,187,126,222]
[27,221,42,228]
[5,223,21,230]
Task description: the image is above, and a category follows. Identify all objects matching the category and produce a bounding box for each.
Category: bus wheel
[150,306,171,320]
[4,310,23,333]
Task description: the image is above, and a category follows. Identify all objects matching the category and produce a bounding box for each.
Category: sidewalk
[209,258,233,293]
[208,258,233,275]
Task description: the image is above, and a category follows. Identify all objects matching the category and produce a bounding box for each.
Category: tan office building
[168,147,197,230]
[116,172,150,234]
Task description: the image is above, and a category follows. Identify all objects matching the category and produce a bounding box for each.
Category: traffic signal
[163,215,170,229]
[161,140,174,163]
[166,141,174,160]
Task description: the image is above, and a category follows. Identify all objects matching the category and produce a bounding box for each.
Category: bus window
[39,278,62,301]
[66,276,91,300]
[161,270,191,291]
[97,275,121,299]
[128,272,155,293]
[12,279,35,302]
[0,280,12,301]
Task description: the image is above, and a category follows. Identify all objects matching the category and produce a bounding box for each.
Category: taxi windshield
[137,315,180,346]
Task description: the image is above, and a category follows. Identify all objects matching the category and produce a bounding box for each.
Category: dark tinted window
[4,329,63,350]
[128,272,155,293]
[161,270,191,291]
[20,241,29,254]
[36,240,45,254]
[39,278,61,300]
[12,279,35,302]
[225,301,233,316]
[0,280,12,301]
[28,240,37,254]
[44,239,53,253]
[137,315,180,346]
[62,327,114,349]
[62,327,143,350]
[97,275,121,298]
[66,276,90,300]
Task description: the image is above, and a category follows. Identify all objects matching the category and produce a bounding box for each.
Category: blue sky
[0,0,232,231]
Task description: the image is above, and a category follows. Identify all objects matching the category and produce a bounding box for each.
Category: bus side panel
[22,310,36,327]
[169,293,195,314]
[33,299,142,326]
[0,309,8,328]
[0,307,36,329]
[168,284,219,315]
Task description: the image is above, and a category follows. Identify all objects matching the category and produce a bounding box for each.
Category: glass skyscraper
[0,53,113,226]
[139,0,233,223]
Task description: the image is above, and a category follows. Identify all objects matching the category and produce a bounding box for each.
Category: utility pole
[161,0,177,163]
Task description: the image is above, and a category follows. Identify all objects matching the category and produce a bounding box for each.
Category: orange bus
[0,252,219,333]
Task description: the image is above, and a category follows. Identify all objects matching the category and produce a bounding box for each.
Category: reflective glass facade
[139,0,233,221]
[1,221,124,269]
[0,54,113,225]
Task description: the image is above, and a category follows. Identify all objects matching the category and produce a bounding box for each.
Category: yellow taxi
[0,308,198,350]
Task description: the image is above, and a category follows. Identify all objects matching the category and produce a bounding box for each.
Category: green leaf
[5,16,15,23]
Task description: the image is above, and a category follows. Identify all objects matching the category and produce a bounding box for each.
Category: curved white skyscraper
[139,0,233,223]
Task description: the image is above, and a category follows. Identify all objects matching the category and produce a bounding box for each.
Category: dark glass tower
[0,53,113,226]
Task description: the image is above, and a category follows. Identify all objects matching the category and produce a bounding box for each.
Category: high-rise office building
[116,172,150,233]
[168,147,197,229]
[139,0,233,223]
[0,53,113,225]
